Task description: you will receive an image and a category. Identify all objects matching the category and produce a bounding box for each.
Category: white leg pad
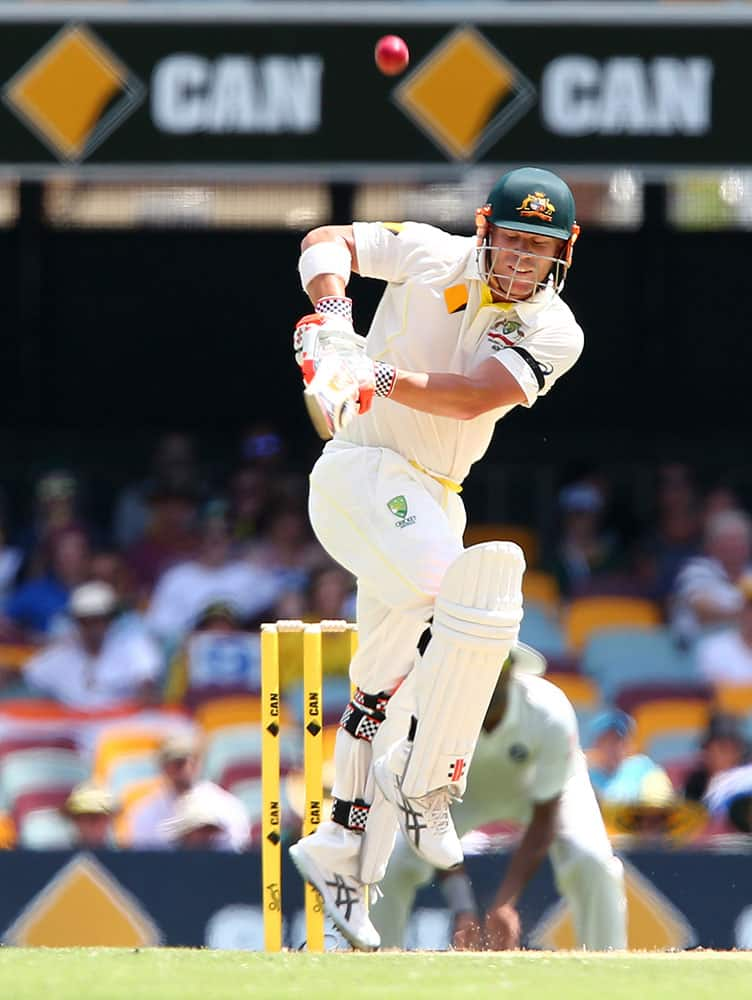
[400,542,525,798]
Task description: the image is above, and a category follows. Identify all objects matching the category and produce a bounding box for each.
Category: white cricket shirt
[336,222,584,485]
[454,673,579,832]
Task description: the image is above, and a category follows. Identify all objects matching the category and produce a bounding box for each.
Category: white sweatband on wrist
[299,242,352,291]
[441,871,477,916]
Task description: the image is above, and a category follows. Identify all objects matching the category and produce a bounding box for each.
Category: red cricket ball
[375,35,410,77]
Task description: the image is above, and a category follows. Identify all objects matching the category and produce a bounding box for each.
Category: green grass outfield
[0,949,750,1000]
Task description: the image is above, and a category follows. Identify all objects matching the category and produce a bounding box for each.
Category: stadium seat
[0,810,15,848]
[219,760,262,789]
[0,644,39,670]
[518,604,566,657]
[13,787,75,825]
[0,735,78,760]
[195,694,292,732]
[564,596,662,651]
[713,685,752,716]
[616,682,713,716]
[107,753,162,797]
[632,699,710,755]
[546,673,599,709]
[463,523,539,568]
[0,748,88,813]
[544,653,581,675]
[646,732,704,768]
[201,724,302,784]
[522,571,560,611]
[581,627,699,702]
[17,807,75,850]
[92,731,164,786]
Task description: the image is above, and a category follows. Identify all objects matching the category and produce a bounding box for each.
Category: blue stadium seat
[645,730,703,767]
[581,627,698,702]
[518,603,566,657]
[201,724,302,784]
[0,748,88,813]
[108,754,161,797]
[18,808,76,849]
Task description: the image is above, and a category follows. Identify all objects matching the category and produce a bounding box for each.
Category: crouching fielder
[372,656,626,951]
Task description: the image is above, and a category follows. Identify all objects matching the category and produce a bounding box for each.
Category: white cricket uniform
[372,673,626,950]
[309,222,584,696]
[305,222,583,872]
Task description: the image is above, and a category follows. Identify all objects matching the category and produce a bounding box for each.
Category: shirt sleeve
[129,633,163,683]
[532,695,579,803]
[23,649,54,695]
[493,321,584,407]
[145,569,182,640]
[352,221,469,285]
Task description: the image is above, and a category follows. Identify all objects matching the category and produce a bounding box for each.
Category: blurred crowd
[0,433,751,851]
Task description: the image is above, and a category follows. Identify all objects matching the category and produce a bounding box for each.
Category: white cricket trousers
[372,760,627,951]
[309,442,466,694]
[308,441,465,813]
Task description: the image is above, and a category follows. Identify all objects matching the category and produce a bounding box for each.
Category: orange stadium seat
[0,644,39,670]
[522,570,560,611]
[92,731,164,787]
[632,699,711,755]
[463,523,539,568]
[195,694,293,733]
[565,596,662,651]
[546,673,599,709]
[0,810,15,848]
[713,685,752,716]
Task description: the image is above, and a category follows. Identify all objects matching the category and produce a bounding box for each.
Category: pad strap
[339,688,391,742]
[331,797,370,833]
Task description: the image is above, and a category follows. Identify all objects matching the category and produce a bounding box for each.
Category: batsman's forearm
[491,826,553,909]
[305,273,347,305]
[389,370,487,420]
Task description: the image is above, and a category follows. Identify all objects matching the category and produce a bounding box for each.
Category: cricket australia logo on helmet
[516,191,556,224]
[387,495,416,528]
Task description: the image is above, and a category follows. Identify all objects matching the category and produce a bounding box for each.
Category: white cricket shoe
[374,753,463,870]
[289,830,380,952]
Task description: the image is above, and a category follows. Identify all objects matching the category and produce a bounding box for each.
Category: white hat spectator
[163,787,225,841]
[70,581,118,619]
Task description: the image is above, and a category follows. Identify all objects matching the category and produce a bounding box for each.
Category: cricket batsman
[372,650,626,951]
[289,167,584,950]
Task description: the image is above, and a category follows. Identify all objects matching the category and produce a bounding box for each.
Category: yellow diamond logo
[3,853,161,946]
[3,24,144,163]
[394,27,535,162]
[530,859,696,951]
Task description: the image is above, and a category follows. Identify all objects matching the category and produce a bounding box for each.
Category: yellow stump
[303,625,325,952]
[260,620,358,952]
[260,625,282,951]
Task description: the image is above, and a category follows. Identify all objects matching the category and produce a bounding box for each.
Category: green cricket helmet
[475,166,580,299]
